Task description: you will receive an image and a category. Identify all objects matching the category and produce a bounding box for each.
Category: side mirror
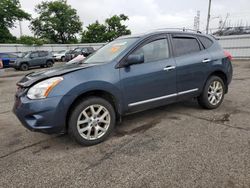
[125,54,144,66]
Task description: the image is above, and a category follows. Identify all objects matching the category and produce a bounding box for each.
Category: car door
[29,52,40,66]
[119,35,177,112]
[38,51,49,65]
[171,34,212,97]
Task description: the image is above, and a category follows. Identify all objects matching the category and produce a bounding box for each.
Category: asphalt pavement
[0,61,249,188]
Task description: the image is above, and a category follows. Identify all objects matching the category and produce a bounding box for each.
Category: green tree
[0,0,30,43]
[81,21,107,43]
[105,14,131,41]
[17,35,44,46]
[81,14,131,43]
[30,0,82,44]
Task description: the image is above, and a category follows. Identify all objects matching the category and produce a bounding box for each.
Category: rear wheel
[20,63,29,71]
[198,76,225,109]
[68,97,116,146]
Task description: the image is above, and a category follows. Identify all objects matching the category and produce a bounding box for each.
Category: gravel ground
[0,61,249,188]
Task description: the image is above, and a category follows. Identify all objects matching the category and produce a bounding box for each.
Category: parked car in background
[13,30,233,146]
[53,50,68,62]
[0,59,4,75]
[0,53,18,68]
[65,47,95,61]
[9,51,54,71]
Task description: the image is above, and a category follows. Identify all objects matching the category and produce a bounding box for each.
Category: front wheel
[68,97,116,146]
[198,76,225,109]
[20,63,29,71]
[46,60,53,68]
[61,56,65,62]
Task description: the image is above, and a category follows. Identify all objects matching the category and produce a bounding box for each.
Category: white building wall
[0,34,250,59]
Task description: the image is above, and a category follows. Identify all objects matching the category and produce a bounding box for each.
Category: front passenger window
[132,39,169,63]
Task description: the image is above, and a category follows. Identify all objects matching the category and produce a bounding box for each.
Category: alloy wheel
[208,80,223,105]
[77,104,111,140]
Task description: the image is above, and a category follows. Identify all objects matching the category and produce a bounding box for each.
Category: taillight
[224,50,232,61]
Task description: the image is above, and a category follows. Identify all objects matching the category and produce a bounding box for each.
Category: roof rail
[154,28,202,34]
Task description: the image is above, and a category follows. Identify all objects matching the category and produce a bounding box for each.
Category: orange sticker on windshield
[110,46,121,53]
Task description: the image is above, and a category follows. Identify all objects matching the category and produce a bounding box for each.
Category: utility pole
[193,11,201,31]
[206,0,212,34]
[19,20,23,37]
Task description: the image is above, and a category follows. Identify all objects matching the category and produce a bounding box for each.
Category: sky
[11,0,250,37]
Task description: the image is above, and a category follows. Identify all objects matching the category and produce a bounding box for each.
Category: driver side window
[132,39,169,63]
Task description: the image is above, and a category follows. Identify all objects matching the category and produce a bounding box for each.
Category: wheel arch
[207,70,228,93]
[65,89,121,131]
[19,61,29,66]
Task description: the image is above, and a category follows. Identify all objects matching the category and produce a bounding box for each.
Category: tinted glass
[74,48,82,52]
[198,36,213,49]
[0,54,8,58]
[173,37,201,56]
[8,54,18,58]
[30,52,39,58]
[84,38,138,64]
[39,51,48,57]
[132,39,169,63]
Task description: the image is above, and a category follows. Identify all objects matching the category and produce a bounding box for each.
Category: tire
[68,97,116,146]
[198,76,225,109]
[20,63,29,71]
[46,60,53,68]
[61,56,65,62]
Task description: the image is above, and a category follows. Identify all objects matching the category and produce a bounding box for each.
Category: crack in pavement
[84,137,135,171]
[0,135,63,159]
[176,111,250,132]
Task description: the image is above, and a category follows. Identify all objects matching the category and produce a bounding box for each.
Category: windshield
[24,52,31,58]
[84,38,138,64]
[57,50,65,54]
[74,48,82,53]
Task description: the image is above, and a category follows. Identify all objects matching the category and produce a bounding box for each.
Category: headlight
[27,77,63,99]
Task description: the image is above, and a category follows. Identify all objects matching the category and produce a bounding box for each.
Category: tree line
[0,0,131,45]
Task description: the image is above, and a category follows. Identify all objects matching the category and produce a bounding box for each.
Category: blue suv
[13,30,233,146]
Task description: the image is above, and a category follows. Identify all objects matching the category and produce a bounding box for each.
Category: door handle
[202,59,211,63]
[163,65,176,71]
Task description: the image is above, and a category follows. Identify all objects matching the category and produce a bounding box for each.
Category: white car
[52,50,68,62]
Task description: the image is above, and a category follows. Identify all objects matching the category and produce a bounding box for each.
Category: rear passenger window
[172,37,201,57]
[132,39,169,63]
[198,36,213,49]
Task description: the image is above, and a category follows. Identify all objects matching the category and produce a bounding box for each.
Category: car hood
[17,63,97,88]
[16,57,30,62]
[53,53,64,56]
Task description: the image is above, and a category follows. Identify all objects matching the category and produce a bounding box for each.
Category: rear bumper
[13,95,70,134]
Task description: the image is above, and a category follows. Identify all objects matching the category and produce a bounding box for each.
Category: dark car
[65,47,95,61]
[13,29,233,146]
[0,53,18,68]
[9,51,54,71]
